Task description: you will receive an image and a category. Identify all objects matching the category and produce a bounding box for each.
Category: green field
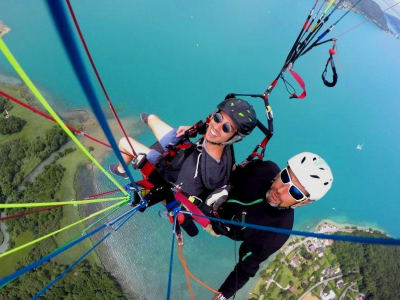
[0,231,35,277]
[0,84,102,274]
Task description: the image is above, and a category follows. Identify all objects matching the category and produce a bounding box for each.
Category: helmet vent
[324,182,329,186]
[313,157,317,161]
[310,175,320,179]
[301,157,306,164]
[319,167,325,170]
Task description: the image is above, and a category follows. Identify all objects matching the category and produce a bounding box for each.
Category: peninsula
[0,81,129,299]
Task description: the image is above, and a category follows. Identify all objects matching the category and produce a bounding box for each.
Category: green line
[241,251,252,261]
[226,199,264,206]
[0,197,127,209]
[324,0,336,14]
[0,200,129,289]
[0,36,127,196]
[0,199,128,259]
[55,200,128,251]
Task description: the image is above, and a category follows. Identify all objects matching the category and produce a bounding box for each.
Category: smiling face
[205,111,237,144]
[266,167,310,208]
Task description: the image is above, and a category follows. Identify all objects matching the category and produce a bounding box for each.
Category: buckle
[132,153,147,169]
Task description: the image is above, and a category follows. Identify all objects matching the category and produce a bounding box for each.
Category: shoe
[180,215,199,237]
[140,113,150,124]
[109,164,128,179]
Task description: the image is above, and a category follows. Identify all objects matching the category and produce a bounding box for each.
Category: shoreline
[0,78,144,297]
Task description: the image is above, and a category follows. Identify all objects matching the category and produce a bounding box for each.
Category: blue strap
[187,212,400,246]
[166,200,180,212]
[0,204,143,287]
[32,206,140,299]
[32,232,112,299]
[45,1,139,189]
[166,214,178,300]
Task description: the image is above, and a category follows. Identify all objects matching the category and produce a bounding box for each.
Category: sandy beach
[0,21,11,37]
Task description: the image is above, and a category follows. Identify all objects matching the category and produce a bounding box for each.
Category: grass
[0,231,35,277]
[0,230,3,245]
[0,86,55,146]
[52,148,101,266]
[0,83,102,270]
[0,84,55,176]
[278,265,293,287]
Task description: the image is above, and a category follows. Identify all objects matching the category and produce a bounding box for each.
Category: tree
[0,115,27,134]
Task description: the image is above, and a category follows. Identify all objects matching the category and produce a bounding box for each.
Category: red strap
[136,179,154,190]
[140,161,156,179]
[288,69,307,99]
[174,191,210,228]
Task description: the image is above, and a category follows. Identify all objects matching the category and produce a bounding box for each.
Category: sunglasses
[280,167,308,202]
[213,112,233,134]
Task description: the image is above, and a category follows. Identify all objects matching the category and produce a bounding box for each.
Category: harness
[130,112,271,229]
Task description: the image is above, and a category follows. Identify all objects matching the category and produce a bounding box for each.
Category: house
[289,285,297,293]
[307,243,316,253]
[290,256,301,268]
[321,290,336,300]
[315,247,324,257]
[323,267,335,277]
[336,280,345,289]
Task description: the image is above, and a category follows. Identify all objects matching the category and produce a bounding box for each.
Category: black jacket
[215,160,294,299]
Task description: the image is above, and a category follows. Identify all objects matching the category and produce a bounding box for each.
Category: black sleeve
[218,241,281,299]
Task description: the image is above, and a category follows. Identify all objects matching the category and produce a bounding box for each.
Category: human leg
[146,114,174,141]
[109,137,151,178]
[118,136,150,168]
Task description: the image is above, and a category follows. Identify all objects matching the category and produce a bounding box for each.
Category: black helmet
[217,98,257,137]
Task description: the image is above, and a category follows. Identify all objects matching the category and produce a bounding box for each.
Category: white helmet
[288,152,333,201]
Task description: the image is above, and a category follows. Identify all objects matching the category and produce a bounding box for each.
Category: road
[0,212,10,254]
[297,274,342,300]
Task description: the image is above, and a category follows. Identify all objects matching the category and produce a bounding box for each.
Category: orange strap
[177,246,194,300]
[177,246,220,295]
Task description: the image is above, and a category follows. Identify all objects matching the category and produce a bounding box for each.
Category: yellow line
[0,36,127,196]
[324,0,337,14]
[0,199,129,259]
[0,197,127,208]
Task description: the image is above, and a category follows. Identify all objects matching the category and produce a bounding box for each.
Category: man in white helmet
[208,152,333,300]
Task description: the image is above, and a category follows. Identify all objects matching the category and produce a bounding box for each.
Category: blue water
[2,0,400,299]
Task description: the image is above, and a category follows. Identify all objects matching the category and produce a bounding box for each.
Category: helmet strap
[205,139,225,146]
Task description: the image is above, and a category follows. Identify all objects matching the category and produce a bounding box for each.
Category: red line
[83,189,121,200]
[0,206,63,222]
[0,189,123,222]
[66,0,137,159]
[0,90,132,156]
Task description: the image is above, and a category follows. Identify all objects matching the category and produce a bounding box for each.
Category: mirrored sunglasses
[280,167,308,202]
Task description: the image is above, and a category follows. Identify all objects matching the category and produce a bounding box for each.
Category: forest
[331,230,400,300]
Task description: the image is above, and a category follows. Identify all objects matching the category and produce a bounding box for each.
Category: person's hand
[211,293,227,300]
[206,185,231,212]
[176,125,192,137]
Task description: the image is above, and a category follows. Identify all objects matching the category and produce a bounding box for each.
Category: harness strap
[288,69,307,99]
[322,40,338,87]
[174,191,210,228]
[140,160,156,178]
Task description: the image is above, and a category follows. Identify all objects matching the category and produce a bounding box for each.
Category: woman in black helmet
[109,98,257,235]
